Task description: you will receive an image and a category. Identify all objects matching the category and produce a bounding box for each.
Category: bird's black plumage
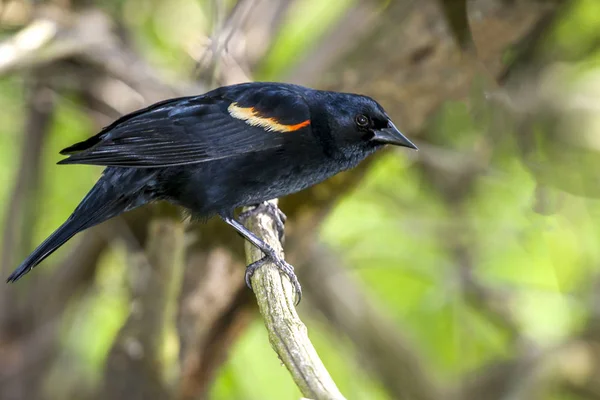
[7,82,417,302]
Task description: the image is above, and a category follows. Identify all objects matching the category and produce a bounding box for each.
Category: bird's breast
[162,142,362,217]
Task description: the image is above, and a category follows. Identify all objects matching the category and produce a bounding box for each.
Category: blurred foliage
[322,0,600,388]
[1,0,600,399]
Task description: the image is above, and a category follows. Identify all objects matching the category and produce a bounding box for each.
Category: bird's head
[316,92,417,159]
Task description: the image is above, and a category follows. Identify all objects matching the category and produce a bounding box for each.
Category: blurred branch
[176,247,251,400]
[436,0,474,52]
[0,16,66,74]
[193,0,296,86]
[0,77,54,332]
[295,243,443,400]
[243,200,346,400]
[102,218,185,400]
[0,9,107,76]
[0,7,201,101]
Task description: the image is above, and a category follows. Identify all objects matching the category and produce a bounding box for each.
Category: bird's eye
[355,114,370,127]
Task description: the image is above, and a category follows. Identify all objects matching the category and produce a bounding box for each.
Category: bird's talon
[239,202,286,242]
[262,203,286,242]
[245,257,267,289]
[245,256,302,305]
[277,208,287,224]
[273,258,302,305]
[263,202,286,224]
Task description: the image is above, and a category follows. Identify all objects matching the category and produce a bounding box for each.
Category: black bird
[6,82,416,302]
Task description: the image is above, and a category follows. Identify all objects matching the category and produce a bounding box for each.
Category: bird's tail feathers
[6,169,153,282]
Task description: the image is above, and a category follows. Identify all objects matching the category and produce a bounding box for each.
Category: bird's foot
[239,202,287,242]
[245,255,302,305]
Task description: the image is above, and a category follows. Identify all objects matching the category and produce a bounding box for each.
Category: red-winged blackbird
[6,82,416,302]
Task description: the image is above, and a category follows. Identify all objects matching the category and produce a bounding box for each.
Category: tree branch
[242,200,345,400]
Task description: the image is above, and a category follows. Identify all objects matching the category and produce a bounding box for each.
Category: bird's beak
[372,121,417,150]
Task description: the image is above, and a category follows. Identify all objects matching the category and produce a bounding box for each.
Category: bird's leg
[238,202,286,242]
[221,214,301,304]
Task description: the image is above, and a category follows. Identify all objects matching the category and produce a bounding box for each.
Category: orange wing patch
[228,103,310,133]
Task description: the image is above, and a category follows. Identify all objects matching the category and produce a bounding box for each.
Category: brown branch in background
[0,7,203,101]
[225,0,296,70]
[176,247,251,400]
[458,355,538,400]
[102,217,185,400]
[0,76,54,332]
[243,200,346,400]
[412,3,573,399]
[0,8,109,76]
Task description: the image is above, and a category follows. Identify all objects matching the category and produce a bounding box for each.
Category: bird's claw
[239,202,298,303]
[239,202,287,242]
[245,255,302,305]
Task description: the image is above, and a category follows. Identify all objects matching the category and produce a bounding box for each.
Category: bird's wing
[58,86,312,167]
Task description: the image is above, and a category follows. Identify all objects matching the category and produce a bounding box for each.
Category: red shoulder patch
[228,103,310,133]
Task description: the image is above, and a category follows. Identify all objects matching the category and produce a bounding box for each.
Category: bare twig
[242,200,346,400]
